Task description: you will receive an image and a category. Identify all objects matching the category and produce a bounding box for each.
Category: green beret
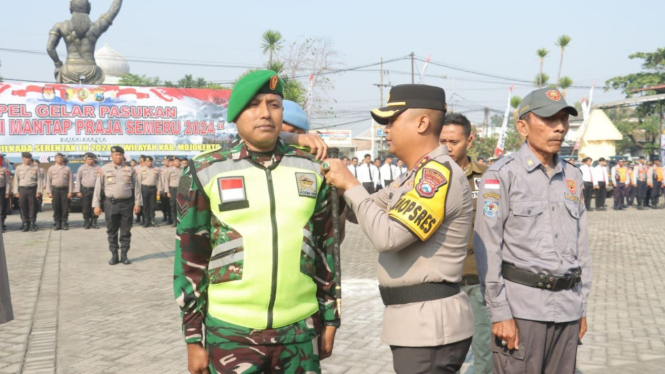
[227,70,284,123]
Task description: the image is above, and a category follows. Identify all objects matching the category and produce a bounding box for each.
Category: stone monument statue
[46,0,123,84]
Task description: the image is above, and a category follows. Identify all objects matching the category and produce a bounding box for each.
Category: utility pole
[410,52,415,84]
[373,57,391,107]
[484,107,490,137]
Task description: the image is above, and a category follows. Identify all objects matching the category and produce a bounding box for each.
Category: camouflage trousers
[207,337,320,374]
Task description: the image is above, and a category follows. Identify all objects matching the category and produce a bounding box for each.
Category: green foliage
[534,73,550,87]
[261,30,283,65]
[537,48,549,58]
[469,115,523,159]
[119,73,229,89]
[559,76,573,96]
[556,35,572,49]
[605,48,665,151]
[118,74,161,86]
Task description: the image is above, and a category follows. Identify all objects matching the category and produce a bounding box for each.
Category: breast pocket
[562,203,580,242]
[509,202,544,241]
[82,170,91,179]
[106,173,116,185]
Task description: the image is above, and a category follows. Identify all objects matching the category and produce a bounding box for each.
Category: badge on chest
[296,172,317,198]
[217,177,249,211]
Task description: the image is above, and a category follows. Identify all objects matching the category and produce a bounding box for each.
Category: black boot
[109,251,119,265]
[161,214,168,222]
[84,218,90,230]
[30,221,37,231]
[91,217,99,229]
[62,220,69,231]
[54,220,62,231]
[21,222,29,232]
[1,220,6,231]
[121,251,131,265]
[152,219,159,228]
[135,215,141,223]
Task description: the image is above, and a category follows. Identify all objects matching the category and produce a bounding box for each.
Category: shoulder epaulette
[488,155,515,172]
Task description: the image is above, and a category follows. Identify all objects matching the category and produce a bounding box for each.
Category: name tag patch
[484,192,501,200]
[296,172,317,198]
[565,193,579,203]
[484,201,499,218]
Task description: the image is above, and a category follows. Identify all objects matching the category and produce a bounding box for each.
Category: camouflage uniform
[174,138,339,374]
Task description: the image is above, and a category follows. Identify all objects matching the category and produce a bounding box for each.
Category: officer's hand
[322,159,360,191]
[133,205,141,214]
[14,194,19,198]
[48,193,52,198]
[94,207,102,216]
[67,193,73,199]
[186,343,210,374]
[293,133,328,160]
[492,319,520,350]
[77,193,82,198]
[579,317,587,340]
[319,325,337,360]
[36,193,41,198]
[594,185,599,190]
[167,192,171,199]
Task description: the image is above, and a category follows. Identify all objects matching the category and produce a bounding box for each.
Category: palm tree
[536,48,549,88]
[261,30,283,66]
[534,73,550,87]
[555,35,572,84]
[559,76,573,97]
[510,96,522,123]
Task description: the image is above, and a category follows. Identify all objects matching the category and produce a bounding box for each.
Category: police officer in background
[33,159,46,215]
[13,152,43,232]
[649,158,664,208]
[379,155,397,188]
[475,88,592,373]
[134,155,145,224]
[324,84,474,373]
[165,157,182,227]
[160,156,172,224]
[611,159,628,210]
[138,156,161,228]
[633,156,649,210]
[92,146,142,265]
[46,153,73,230]
[0,161,10,231]
[439,112,492,374]
[593,157,609,210]
[580,157,594,211]
[75,152,102,229]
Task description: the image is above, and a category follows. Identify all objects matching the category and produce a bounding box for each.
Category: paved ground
[0,205,664,373]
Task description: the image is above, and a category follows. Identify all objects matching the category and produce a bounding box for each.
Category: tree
[555,35,572,84]
[536,48,549,88]
[534,73,550,87]
[261,30,283,66]
[559,76,573,97]
[119,74,161,86]
[510,96,522,123]
[606,48,665,151]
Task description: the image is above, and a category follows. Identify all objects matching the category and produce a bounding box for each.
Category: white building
[94,41,130,85]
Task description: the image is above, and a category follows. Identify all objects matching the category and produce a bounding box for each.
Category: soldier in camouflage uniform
[174,70,339,374]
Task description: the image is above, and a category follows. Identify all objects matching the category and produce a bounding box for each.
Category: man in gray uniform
[323,84,474,374]
[134,155,145,224]
[0,161,11,231]
[138,156,161,228]
[33,160,46,215]
[75,152,102,229]
[13,152,43,232]
[159,156,172,223]
[93,146,142,265]
[164,157,182,228]
[46,153,74,230]
[474,88,592,374]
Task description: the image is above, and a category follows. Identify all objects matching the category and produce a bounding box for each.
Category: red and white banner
[0,82,234,157]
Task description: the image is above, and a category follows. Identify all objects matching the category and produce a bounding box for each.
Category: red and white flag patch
[218,177,246,203]
[485,179,500,190]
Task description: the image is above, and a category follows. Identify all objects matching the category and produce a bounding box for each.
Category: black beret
[84,152,97,159]
[110,146,125,154]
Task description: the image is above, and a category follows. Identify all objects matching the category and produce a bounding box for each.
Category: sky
[1,0,663,136]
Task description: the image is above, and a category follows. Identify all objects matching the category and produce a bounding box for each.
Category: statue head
[70,0,91,14]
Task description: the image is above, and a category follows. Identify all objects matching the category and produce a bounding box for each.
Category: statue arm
[91,0,123,36]
[46,24,63,67]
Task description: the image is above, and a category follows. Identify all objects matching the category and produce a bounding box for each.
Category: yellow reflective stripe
[387,102,406,107]
[371,108,399,118]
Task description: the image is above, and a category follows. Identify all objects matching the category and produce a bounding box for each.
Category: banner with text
[0,82,234,157]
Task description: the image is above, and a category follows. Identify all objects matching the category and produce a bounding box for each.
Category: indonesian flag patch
[218,177,246,203]
[485,179,500,190]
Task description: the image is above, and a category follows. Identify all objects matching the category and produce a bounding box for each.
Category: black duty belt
[502,262,581,291]
[142,185,157,189]
[379,282,461,306]
[19,186,37,190]
[81,187,95,191]
[461,275,480,286]
[107,197,133,204]
[51,186,69,190]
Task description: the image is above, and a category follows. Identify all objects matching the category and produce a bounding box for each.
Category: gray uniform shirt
[74,164,102,192]
[0,167,11,189]
[92,163,142,208]
[165,166,183,189]
[45,164,73,193]
[12,164,43,195]
[344,145,475,347]
[474,142,592,324]
[139,166,162,190]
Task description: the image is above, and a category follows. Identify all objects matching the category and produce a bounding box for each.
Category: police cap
[84,152,97,159]
[371,84,447,125]
[110,146,125,154]
[145,156,154,161]
[22,152,33,159]
[518,88,578,118]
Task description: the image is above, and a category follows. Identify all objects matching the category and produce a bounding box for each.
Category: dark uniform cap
[173,157,181,161]
[22,152,32,158]
[84,152,97,159]
[55,153,65,158]
[639,156,646,160]
[371,84,447,125]
[144,156,153,161]
[110,146,125,154]
[168,157,174,161]
[518,88,578,118]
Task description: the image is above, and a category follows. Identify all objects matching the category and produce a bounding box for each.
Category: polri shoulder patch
[483,201,499,218]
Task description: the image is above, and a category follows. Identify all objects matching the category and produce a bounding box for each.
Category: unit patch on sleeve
[389,160,451,241]
[295,172,317,198]
[483,192,501,200]
[483,201,499,218]
[485,179,500,190]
